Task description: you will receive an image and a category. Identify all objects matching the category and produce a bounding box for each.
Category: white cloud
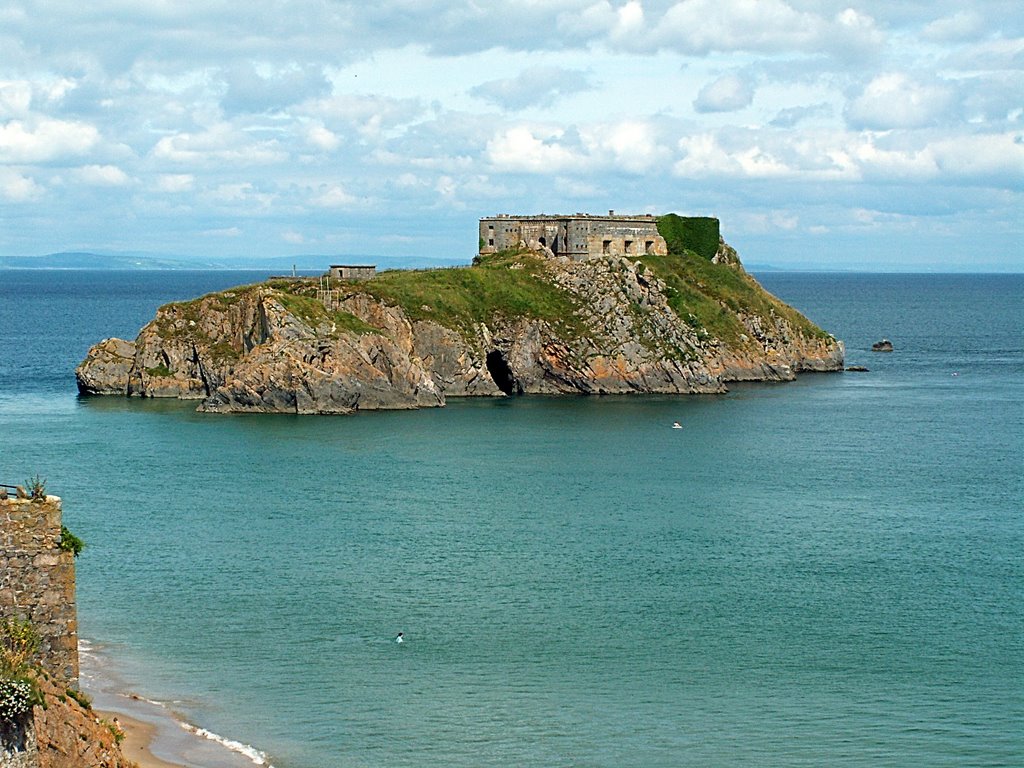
[0,167,43,201]
[310,184,356,207]
[202,226,243,237]
[694,73,755,113]
[281,230,305,243]
[845,73,958,130]
[655,0,827,54]
[485,126,583,173]
[220,62,330,115]
[0,118,99,162]
[152,125,286,166]
[470,66,592,111]
[922,11,985,42]
[581,120,669,173]
[306,123,340,151]
[155,174,195,192]
[0,81,33,116]
[74,164,131,186]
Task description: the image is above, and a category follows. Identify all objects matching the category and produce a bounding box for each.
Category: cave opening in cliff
[486,350,520,395]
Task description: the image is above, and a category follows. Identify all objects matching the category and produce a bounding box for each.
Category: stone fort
[479,211,668,260]
[0,493,78,685]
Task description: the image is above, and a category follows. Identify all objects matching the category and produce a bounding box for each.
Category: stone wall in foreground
[0,497,78,685]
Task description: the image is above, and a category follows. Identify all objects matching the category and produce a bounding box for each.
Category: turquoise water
[1,271,1022,767]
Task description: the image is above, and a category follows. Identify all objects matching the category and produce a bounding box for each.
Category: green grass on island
[361,250,585,341]
[642,214,832,346]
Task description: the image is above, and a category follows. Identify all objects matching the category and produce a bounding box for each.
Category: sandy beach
[98,711,185,768]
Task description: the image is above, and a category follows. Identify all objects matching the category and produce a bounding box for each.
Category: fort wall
[479,213,668,260]
[0,497,78,685]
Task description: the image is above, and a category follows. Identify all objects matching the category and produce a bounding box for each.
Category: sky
[1,1,1022,270]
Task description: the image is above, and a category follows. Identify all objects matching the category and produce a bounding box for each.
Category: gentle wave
[181,723,275,767]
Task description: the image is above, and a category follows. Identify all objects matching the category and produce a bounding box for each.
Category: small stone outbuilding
[328,265,376,281]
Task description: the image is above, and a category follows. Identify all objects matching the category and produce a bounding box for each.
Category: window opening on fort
[603,240,611,254]
[645,240,654,254]
[625,240,634,254]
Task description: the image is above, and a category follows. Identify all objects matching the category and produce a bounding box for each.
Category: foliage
[274,292,379,336]
[0,678,34,721]
[0,618,40,678]
[362,251,583,342]
[60,525,85,557]
[144,364,172,377]
[102,718,127,744]
[65,686,92,710]
[642,220,831,345]
[656,214,721,262]
[25,474,46,501]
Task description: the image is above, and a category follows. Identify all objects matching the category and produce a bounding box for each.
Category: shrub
[0,618,40,678]
[60,525,85,557]
[66,687,92,710]
[25,474,46,501]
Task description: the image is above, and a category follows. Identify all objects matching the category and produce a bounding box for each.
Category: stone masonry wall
[0,498,78,685]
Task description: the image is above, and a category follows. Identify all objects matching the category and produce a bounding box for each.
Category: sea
[1,269,1021,768]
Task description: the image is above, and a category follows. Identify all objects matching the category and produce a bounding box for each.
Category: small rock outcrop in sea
[845,365,870,372]
[76,218,845,414]
[872,339,894,352]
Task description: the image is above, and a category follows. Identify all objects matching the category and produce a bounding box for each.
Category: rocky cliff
[0,675,134,768]
[76,226,843,414]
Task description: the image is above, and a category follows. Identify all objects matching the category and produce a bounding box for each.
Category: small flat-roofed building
[479,212,668,261]
[328,264,376,281]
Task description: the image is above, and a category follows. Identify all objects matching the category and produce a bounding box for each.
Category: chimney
[609,209,615,216]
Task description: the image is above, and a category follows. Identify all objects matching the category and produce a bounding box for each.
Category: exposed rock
[30,674,133,768]
[73,338,135,395]
[77,241,844,414]
[872,339,894,352]
[846,365,869,372]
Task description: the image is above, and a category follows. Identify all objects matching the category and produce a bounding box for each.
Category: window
[645,240,654,253]
[602,240,611,253]
[625,240,634,253]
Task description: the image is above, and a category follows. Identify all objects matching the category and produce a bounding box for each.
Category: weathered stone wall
[0,498,78,685]
[479,214,667,260]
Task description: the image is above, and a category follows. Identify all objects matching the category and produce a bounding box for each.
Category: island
[76,213,844,414]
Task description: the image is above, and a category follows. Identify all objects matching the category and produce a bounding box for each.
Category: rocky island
[76,214,844,414]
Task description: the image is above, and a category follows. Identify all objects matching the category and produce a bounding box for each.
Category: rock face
[872,339,894,352]
[77,244,844,414]
[0,675,134,768]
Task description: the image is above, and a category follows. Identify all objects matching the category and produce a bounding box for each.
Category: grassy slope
[641,215,830,345]
[360,251,583,340]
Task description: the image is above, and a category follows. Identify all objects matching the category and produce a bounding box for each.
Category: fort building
[479,211,668,260]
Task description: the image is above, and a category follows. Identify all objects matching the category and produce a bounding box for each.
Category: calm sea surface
[1,269,1021,767]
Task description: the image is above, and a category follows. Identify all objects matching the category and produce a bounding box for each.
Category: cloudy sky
[1,1,1022,269]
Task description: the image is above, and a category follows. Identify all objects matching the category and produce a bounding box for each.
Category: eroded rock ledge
[76,239,843,414]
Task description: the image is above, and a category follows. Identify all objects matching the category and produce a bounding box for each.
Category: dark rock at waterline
[872,339,894,352]
[845,365,869,372]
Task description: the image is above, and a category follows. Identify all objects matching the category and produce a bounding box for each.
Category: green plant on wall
[0,619,46,722]
[0,618,40,678]
[25,474,46,501]
[60,525,85,557]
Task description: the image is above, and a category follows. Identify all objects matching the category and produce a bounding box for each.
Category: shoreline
[79,639,274,768]
[96,710,185,768]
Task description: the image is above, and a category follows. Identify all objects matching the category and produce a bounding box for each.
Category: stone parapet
[0,497,78,685]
